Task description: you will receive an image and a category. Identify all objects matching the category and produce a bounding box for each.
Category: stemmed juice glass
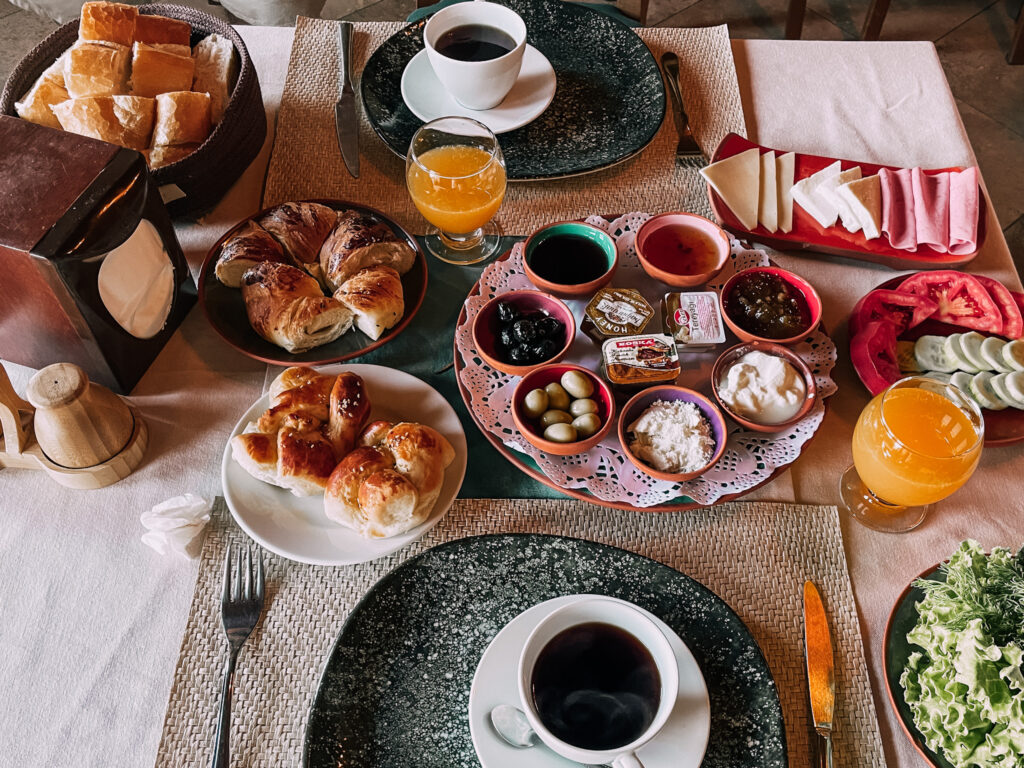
[840,376,984,533]
[406,116,507,265]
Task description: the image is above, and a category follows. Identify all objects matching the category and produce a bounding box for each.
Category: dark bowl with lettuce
[884,541,1024,768]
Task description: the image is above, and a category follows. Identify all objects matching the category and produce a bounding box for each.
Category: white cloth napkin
[140,494,213,559]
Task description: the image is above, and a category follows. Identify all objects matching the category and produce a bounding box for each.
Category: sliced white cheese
[819,166,863,232]
[776,151,795,233]
[836,174,883,240]
[700,147,760,231]
[790,160,842,228]
[758,151,778,233]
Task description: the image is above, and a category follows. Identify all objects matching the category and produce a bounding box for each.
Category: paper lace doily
[454,212,838,508]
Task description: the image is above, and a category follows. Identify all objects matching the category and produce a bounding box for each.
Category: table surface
[1,24,1021,768]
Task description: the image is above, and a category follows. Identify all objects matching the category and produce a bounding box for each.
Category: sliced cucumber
[950,371,974,394]
[944,334,982,372]
[959,332,990,371]
[1002,340,1024,372]
[981,336,1011,372]
[916,335,959,373]
[970,372,1007,411]
[991,373,1024,410]
[1006,371,1024,402]
[897,340,922,373]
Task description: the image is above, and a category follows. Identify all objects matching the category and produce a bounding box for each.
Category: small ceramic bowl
[512,364,616,456]
[617,386,727,482]
[635,212,731,287]
[471,290,576,377]
[719,266,823,345]
[710,341,817,433]
[522,221,618,297]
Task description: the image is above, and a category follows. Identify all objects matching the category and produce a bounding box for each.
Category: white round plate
[222,364,467,565]
[400,45,557,134]
[468,595,711,768]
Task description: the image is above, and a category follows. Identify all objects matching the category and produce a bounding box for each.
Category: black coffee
[527,234,611,285]
[434,24,516,62]
[531,622,660,751]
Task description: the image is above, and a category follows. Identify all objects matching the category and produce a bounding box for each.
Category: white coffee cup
[424,1,527,111]
[517,596,679,768]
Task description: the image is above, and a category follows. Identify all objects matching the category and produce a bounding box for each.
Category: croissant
[241,262,353,353]
[215,221,290,288]
[319,209,416,292]
[333,265,404,341]
[258,202,338,283]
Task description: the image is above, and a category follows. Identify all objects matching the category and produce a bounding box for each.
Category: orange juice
[852,387,982,507]
[406,145,506,234]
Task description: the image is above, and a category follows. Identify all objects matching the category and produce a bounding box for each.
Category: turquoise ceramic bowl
[523,221,618,297]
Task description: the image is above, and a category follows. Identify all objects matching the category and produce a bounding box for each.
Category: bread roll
[130,43,195,98]
[51,95,155,150]
[334,265,404,341]
[231,427,337,497]
[191,33,238,124]
[147,142,199,169]
[241,262,353,354]
[251,366,336,434]
[258,202,337,282]
[64,42,130,99]
[79,1,137,47]
[319,210,417,292]
[152,90,211,146]
[327,371,371,457]
[133,14,191,47]
[215,220,290,288]
[142,43,191,57]
[15,51,69,130]
[323,421,455,538]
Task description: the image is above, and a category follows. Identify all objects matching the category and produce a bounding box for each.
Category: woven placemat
[155,498,884,767]
[262,18,744,233]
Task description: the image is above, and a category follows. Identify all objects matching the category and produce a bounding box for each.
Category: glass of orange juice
[840,376,983,533]
[406,116,507,265]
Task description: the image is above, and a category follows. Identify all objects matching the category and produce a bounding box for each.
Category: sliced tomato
[973,275,1024,339]
[898,271,1003,335]
[849,289,938,337]
[850,320,901,395]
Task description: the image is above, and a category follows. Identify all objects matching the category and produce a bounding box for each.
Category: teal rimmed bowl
[523,221,618,297]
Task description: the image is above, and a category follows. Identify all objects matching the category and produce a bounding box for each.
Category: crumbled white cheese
[627,400,715,473]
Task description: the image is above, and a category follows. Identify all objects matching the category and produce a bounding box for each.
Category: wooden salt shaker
[25,363,134,468]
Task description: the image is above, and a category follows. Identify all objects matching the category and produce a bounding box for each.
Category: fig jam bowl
[720,266,822,345]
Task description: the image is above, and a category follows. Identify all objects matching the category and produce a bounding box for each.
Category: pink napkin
[949,166,980,255]
[879,167,917,251]
[911,168,950,253]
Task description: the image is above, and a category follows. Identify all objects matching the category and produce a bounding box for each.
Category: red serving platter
[707,133,986,270]
[453,248,835,511]
[849,276,1024,446]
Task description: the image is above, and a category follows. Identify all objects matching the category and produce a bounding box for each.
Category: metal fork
[211,544,265,768]
[660,51,705,165]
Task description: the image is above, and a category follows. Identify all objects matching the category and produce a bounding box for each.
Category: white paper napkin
[140,494,212,559]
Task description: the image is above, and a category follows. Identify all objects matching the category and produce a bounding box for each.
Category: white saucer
[468,595,711,768]
[400,45,557,134]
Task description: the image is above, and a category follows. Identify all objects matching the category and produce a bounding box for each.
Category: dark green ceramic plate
[883,565,953,768]
[359,0,666,180]
[302,533,787,768]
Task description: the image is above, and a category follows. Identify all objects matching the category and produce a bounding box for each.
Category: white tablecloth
[0,26,1020,768]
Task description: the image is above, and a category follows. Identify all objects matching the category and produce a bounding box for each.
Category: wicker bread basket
[0,4,266,219]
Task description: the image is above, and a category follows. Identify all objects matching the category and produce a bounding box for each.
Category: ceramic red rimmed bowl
[471,290,576,377]
[617,385,728,482]
[635,212,731,288]
[720,266,822,345]
[522,221,618,297]
[711,342,817,433]
[512,364,616,455]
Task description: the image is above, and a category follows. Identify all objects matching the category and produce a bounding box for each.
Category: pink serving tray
[707,133,986,270]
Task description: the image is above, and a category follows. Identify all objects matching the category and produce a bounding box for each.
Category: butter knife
[804,581,835,768]
[335,22,359,178]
